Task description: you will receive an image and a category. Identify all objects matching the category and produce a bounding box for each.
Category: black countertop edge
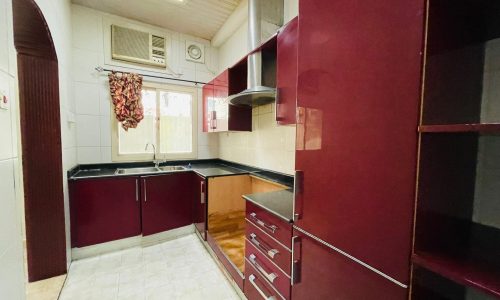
[243,189,294,223]
[68,159,294,188]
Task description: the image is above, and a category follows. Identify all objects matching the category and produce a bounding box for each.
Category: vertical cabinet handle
[249,254,278,283]
[291,235,302,285]
[250,212,278,234]
[135,179,139,202]
[293,170,304,221]
[200,181,205,204]
[248,275,277,300]
[143,179,147,202]
[275,88,280,122]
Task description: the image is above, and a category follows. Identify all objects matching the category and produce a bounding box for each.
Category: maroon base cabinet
[70,177,141,248]
[194,174,206,240]
[141,172,194,236]
[291,230,408,300]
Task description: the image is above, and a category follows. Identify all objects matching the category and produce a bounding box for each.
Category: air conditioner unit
[111,25,166,68]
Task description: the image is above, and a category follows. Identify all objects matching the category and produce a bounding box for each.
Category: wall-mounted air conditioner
[111,24,166,68]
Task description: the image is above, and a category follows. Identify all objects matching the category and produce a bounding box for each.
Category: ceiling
[72,0,242,40]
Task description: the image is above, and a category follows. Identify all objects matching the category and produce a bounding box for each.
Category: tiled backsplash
[219,104,296,175]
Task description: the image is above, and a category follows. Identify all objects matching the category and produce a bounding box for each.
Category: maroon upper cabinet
[141,172,194,236]
[69,177,141,248]
[291,230,408,299]
[202,68,252,132]
[276,17,298,125]
[294,0,425,285]
[193,174,206,240]
[202,79,214,132]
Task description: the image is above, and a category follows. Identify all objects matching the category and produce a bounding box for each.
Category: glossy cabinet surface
[202,69,252,132]
[291,230,408,299]
[141,172,194,236]
[70,177,141,248]
[276,17,298,125]
[194,174,206,240]
[294,0,424,284]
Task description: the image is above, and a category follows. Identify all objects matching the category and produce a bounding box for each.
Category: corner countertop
[68,159,294,188]
[243,189,294,223]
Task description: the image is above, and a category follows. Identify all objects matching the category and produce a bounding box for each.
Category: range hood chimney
[228,0,283,107]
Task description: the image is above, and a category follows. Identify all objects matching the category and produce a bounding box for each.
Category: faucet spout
[145,143,159,167]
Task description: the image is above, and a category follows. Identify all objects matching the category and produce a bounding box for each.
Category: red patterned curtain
[108,71,144,131]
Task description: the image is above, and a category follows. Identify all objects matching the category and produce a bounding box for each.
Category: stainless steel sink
[115,165,186,175]
[158,166,186,172]
[115,167,160,175]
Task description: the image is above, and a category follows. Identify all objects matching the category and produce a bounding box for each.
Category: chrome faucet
[145,143,163,168]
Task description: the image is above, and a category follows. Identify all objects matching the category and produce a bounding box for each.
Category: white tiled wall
[71,5,219,164]
[217,1,298,175]
[219,104,296,175]
[0,0,26,298]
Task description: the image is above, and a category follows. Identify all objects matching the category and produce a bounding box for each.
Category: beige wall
[216,1,298,175]
[0,0,26,298]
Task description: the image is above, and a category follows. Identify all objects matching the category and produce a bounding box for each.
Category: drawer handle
[249,254,278,283]
[250,233,279,259]
[250,212,278,234]
[248,274,277,300]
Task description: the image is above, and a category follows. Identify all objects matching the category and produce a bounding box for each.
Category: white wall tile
[75,82,100,115]
[100,116,112,147]
[73,48,102,84]
[78,147,102,164]
[76,115,101,147]
[72,7,103,53]
[0,0,9,74]
[0,72,13,161]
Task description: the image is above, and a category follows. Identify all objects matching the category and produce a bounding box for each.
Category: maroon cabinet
[276,17,298,125]
[291,230,408,300]
[141,172,194,236]
[202,80,214,132]
[194,174,206,240]
[69,177,141,248]
[293,0,424,287]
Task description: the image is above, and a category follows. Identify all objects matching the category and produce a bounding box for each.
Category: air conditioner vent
[111,25,166,68]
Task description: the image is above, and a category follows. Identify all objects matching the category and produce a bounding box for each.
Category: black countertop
[243,189,294,223]
[68,159,294,188]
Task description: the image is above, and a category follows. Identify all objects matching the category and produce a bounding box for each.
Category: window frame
[111,81,198,162]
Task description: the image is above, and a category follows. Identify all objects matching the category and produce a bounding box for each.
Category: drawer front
[246,238,291,299]
[245,258,286,300]
[246,220,291,275]
[246,201,292,246]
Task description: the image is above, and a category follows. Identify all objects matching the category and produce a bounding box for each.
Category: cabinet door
[194,174,206,240]
[69,177,141,247]
[141,172,194,236]
[276,17,298,125]
[202,80,214,132]
[294,0,424,283]
[213,70,230,132]
[291,230,407,300]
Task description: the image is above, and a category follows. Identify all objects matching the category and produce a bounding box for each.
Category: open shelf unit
[413,0,500,298]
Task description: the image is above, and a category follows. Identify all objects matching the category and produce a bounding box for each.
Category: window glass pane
[158,91,193,154]
[118,89,157,154]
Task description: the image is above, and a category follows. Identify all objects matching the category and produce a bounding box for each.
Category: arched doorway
[12,0,67,282]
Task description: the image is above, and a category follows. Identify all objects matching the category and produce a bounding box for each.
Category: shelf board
[419,123,500,133]
[412,251,500,298]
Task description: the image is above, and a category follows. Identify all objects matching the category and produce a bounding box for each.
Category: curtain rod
[95,66,207,86]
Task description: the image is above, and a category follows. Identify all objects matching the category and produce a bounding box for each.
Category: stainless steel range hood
[228,0,283,107]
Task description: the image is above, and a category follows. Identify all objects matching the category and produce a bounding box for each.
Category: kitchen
[1,0,500,299]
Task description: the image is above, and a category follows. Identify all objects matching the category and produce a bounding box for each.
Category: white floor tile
[60,234,240,300]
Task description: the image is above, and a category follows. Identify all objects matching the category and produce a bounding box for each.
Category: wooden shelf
[412,251,500,298]
[419,123,500,133]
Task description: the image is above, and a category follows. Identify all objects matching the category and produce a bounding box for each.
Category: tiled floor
[26,275,66,300]
[59,234,241,300]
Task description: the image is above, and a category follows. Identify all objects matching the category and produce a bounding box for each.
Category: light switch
[0,91,8,110]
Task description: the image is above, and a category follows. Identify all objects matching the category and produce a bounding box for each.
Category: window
[112,82,197,161]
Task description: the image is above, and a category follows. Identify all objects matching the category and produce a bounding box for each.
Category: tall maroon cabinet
[194,174,206,240]
[70,177,141,247]
[292,0,425,297]
[141,173,194,236]
[276,17,298,125]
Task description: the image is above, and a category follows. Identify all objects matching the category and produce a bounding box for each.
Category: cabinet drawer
[246,220,291,275]
[245,258,286,300]
[246,238,291,299]
[246,201,292,247]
